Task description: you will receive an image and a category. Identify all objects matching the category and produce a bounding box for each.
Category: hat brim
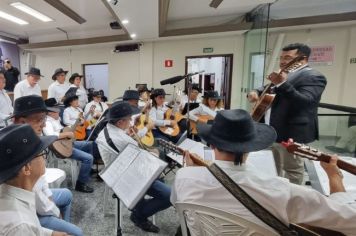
[47,107,60,113]
[106,105,141,122]
[197,122,276,153]
[10,107,52,118]
[0,135,57,184]
[202,95,223,100]
[25,72,44,77]
[52,71,68,80]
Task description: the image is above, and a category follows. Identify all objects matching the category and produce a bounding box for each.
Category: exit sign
[350,58,356,64]
[203,47,214,53]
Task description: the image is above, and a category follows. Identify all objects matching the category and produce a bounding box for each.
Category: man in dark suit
[248,43,327,184]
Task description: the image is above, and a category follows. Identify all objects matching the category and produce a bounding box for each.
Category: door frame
[185,54,233,109]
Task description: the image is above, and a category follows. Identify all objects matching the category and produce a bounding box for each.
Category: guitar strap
[103,127,120,153]
[207,164,317,236]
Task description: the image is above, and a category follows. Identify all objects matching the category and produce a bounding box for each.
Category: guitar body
[75,121,89,140]
[136,114,154,147]
[190,115,214,134]
[251,93,276,122]
[49,127,73,159]
[158,108,182,137]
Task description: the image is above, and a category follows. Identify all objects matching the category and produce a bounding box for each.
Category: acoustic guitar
[190,114,214,135]
[75,105,95,140]
[250,56,304,122]
[135,103,154,147]
[158,139,345,236]
[158,102,183,137]
[282,138,356,175]
[49,114,85,159]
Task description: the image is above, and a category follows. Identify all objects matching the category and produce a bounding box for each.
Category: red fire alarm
[165,60,173,67]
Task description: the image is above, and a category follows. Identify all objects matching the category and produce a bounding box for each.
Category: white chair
[44,168,66,188]
[47,150,80,188]
[98,142,156,232]
[175,202,278,236]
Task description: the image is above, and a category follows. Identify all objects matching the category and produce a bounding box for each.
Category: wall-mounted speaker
[114,43,141,53]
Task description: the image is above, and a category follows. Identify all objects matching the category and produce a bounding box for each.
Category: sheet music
[311,156,356,196]
[100,144,167,209]
[166,138,207,165]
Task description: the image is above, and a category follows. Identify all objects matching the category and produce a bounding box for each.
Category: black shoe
[130,213,160,233]
[325,146,349,153]
[75,182,94,193]
[90,168,99,175]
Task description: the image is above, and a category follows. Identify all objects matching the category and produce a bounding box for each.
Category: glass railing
[310,103,356,157]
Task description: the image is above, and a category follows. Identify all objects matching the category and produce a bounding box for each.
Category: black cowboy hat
[68,73,83,84]
[12,95,52,118]
[44,98,61,113]
[63,87,79,107]
[52,68,68,80]
[0,124,57,184]
[107,101,140,122]
[25,67,44,77]
[197,109,276,153]
[202,90,223,100]
[123,90,140,101]
[92,91,102,97]
[150,88,169,99]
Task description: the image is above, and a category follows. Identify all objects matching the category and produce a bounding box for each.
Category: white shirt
[43,115,64,137]
[188,104,222,122]
[84,100,108,121]
[149,105,171,127]
[171,160,356,236]
[13,79,41,101]
[48,81,70,103]
[70,84,88,109]
[0,184,53,236]
[179,94,201,111]
[32,175,60,218]
[63,106,83,126]
[0,89,13,126]
[96,123,137,165]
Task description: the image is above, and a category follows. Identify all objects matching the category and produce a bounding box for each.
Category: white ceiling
[0,0,124,42]
[0,0,355,47]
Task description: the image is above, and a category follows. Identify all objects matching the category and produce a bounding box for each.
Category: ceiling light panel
[0,10,29,25]
[11,2,53,22]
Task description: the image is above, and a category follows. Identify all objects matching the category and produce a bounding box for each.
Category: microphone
[160,76,184,85]
[160,71,205,85]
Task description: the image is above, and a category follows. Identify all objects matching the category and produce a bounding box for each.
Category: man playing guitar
[247,43,327,185]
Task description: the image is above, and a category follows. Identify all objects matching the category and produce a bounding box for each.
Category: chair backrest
[97,141,119,166]
[175,202,278,236]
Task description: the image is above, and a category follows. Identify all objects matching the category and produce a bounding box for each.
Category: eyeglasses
[35,149,49,160]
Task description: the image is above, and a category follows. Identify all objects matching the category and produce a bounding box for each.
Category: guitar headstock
[156,138,182,155]
[281,138,330,162]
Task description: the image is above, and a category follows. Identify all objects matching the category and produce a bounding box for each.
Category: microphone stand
[185,75,193,139]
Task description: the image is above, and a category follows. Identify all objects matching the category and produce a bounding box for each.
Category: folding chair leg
[112,194,122,236]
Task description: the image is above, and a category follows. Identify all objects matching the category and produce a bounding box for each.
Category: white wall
[20,35,245,107]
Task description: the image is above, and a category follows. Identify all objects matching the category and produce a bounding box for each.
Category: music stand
[181,102,199,115]
[86,109,109,142]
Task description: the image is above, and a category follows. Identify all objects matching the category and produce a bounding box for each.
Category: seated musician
[137,85,151,108]
[0,71,13,128]
[96,101,171,233]
[171,109,356,236]
[149,88,180,143]
[62,88,84,127]
[179,84,201,112]
[188,90,224,124]
[43,98,94,193]
[84,90,108,124]
[68,73,87,109]
[11,96,85,234]
[0,124,68,236]
[122,89,154,139]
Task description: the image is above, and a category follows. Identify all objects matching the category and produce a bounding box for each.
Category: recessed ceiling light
[11,2,53,22]
[122,19,129,25]
[0,10,29,25]
[130,33,136,38]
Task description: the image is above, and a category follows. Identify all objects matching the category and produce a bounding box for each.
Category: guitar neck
[336,159,356,175]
